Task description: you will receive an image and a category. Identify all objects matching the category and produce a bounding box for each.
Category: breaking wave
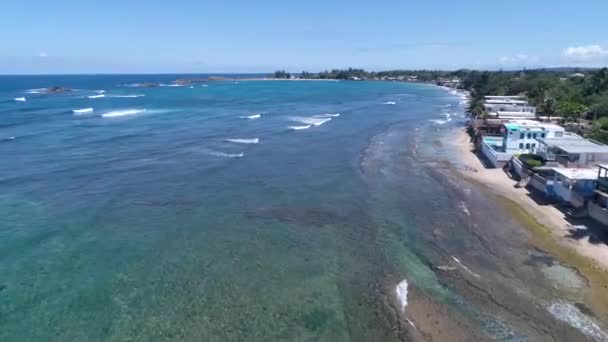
[241,114,261,119]
[109,94,145,98]
[547,301,608,341]
[226,138,259,144]
[25,88,44,94]
[88,94,105,99]
[72,108,94,114]
[207,151,244,158]
[317,113,341,118]
[14,97,26,102]
[288,125,312,130]
[396,279,409,312]
[290,116,332,127]
[384,101,396,105]
[101,109,146,118]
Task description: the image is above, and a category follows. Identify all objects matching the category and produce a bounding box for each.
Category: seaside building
[480,120,565,168]
[535,134,608,167]
[551,168,598,207]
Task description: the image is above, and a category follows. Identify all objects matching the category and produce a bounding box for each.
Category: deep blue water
[7,76,593,341]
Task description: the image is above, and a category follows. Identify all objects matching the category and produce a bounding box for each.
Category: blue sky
[2,0,608,74]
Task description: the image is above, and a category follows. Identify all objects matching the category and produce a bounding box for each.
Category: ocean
[1,75,606,341]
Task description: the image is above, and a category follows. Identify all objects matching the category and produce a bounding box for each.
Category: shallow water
[1,76,606,341]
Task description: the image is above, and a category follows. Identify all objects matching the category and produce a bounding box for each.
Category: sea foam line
[14,97,26,102]
[73,108,94,114]
[88,94,105,99]
[241,114,261,119]
[547,301,608,341]
[225,138,259,144]
[288,125,312,130]
[384,101,397,105]
[101,109,146,118]
[290,116,332,127]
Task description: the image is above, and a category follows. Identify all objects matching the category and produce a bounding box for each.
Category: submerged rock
[43,86,72,94]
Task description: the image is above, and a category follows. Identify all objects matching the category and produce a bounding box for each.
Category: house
[502,120,565,154]
[484,99,537,116]
[551,168,598,207]
[588,164,608,225]
[479,120,565,168]
[535,134,608,167]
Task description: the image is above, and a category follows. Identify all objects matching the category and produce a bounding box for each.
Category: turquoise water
[3,76,602,341]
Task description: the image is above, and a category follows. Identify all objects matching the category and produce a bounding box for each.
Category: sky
[1,0,608,74]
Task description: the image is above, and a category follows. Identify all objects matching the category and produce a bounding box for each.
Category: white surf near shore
[88,94,105,99]
[396,279,409,312]
[241,114,261,119]
[14,97,26,102]
[25,88,45,94]
[547,301,608,341]
[226,138,259,144]
[384,101,397,105]
[101,109,146,118]
[316,113,341,118]
[73,108,94,114]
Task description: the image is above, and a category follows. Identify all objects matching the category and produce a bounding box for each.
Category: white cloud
[563,44,608,61]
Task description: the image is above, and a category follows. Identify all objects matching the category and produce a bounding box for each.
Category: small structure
[484,97,536,116]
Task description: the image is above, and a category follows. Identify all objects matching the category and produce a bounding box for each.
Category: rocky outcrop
[43,86,72,94]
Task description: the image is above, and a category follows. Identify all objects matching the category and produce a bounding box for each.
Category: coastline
[449,127,608,313]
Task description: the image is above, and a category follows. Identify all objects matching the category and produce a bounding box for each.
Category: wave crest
[101,109,146,118]
[226,138,259,144]
[73,108,94,114]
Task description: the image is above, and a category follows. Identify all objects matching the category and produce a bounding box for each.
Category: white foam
[14,97,26,102]
[101,109,146,118]
[289,125,312,130]
[290,116,332,126]
[384,101,397,105]
[166,84,183,87]
[431,119,450,125]
[208,151,244,158]
[109,94,145,98]
[451,256,481,278]
[226,138,259,144]
[459,201,471,216]
[72,108,94,114]
[96,90,106,94]
[547,302,608,341]
[202,84,209,87]
[241,114,262,119]
[396,279,409,312]
[316,113,341,118]
[25,88,44,94]
[88,94,105,99]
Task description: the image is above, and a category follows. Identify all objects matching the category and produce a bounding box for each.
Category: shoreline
[450,127,608,314]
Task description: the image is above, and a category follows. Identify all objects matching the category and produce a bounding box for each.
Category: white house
[535,134,608,167]
[502,120,565,154]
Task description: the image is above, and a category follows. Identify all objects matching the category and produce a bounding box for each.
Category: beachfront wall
[528,173,555,196]
[481,141,512,168]
[588,201,608,226]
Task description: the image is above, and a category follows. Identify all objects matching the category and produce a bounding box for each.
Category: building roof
[538,135,608,154]
[504,120,565,131]
[484,95,525,99]
[597,163,608,170]
[485,99,529,105]
[553,168,598,180]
